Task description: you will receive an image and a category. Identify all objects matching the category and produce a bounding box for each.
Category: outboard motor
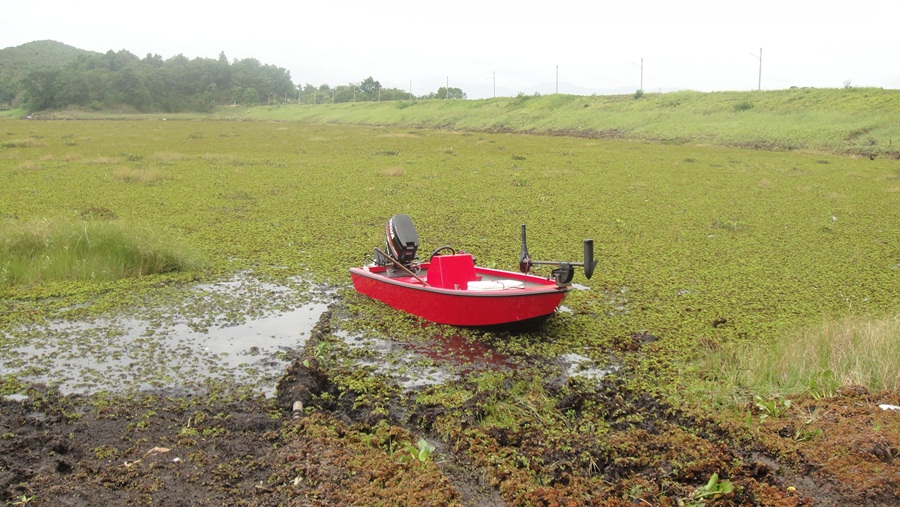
[375,214,419,267]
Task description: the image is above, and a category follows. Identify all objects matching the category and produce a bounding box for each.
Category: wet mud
[1,301,898,506]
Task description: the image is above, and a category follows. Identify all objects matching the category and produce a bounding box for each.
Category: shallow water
[333,323,617,392]
[0,274,333,396]
[558,352,618,382]
[334,327,521,391]
[0,272,617,397]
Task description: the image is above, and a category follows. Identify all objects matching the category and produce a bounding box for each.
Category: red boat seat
[427,253,479,289]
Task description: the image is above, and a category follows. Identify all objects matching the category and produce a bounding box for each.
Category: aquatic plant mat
[1,119,898,505]
[1,272,333,395]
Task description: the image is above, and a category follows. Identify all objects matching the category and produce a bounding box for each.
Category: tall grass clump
[699,314,900,398]
[0,219,205,286]
[112,167,164,184]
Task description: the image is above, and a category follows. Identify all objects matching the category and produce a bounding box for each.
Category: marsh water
[1,274,333,396]
[1,272,615,396]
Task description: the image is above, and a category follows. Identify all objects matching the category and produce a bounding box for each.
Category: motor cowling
[380,214,419,266]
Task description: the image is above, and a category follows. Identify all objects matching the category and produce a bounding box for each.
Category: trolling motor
[518,224,597,287]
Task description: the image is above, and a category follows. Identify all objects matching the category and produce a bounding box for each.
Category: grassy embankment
[21,87,900,156]
[224,87,900,157]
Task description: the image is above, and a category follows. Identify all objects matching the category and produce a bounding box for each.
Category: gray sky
[2,0,898,99]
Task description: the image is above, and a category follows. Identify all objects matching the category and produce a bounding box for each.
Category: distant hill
[0,40,448,112]
[0,40,93,72]
[0,41,439,113]
[0,41,95,104]
[0,40,295,112]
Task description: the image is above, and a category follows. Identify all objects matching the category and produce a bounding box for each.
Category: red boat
[350,215,596,326]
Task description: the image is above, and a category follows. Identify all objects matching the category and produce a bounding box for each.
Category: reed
[700,313,900,398]
[0,219,205,285]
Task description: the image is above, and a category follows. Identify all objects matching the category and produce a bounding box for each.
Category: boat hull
[349,263,569,326]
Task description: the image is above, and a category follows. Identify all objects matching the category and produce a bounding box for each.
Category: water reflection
[1,274,333,396]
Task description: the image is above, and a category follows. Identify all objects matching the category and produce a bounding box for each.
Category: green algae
[1,118,898,504]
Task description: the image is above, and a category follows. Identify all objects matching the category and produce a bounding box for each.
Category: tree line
[298,76,465,104]
[2,44,466,113]
[13,49,295,113]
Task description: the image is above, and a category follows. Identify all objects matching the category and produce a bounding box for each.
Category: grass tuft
[90,156,120,165]
[16,161,41,171]
[112,167,164,184]
[1,138,42,148]
[0,219,205,286]
[379,166,405,177]
[699,313,900,398]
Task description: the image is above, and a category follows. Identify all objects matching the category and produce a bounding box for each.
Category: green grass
[698,313,900,399]
[0,117,897,398]
[0,218,205,286]
[0,108,27,119]
[216,87,900,157]
[1,113,898,504]
[1,101,897,505]
[32,88,900,156]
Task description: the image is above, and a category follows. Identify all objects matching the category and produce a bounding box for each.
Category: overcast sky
[2,1,898,99]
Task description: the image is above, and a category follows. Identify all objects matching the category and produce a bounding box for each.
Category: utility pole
[757,47,762,91]
[633,58,643,91]
[750,48,762,90]
[409,80,412,100]
[493,71,496,99]
[446,76,449,99]
[556,65,559,94]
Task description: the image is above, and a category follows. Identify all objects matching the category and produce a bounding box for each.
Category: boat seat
[427,253,479,289]
[467,280,525,290]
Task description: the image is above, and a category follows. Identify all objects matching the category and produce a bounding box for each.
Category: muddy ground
[1,307,898,506]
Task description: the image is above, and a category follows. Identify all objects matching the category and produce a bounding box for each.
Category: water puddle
[601,286,631,316]
[334,328,518,391]
[334,330,455,390]
[558,353,618,382]
[0,274,334,396]
[331,319,620,393]
[408,332,519,373]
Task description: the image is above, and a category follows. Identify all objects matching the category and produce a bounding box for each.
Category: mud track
[2,306,898,506]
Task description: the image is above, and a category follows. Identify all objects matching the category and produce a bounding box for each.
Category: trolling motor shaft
[518,224,597,286]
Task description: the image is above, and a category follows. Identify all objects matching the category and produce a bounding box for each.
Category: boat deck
[350,262,568,326]
[367,265,557,291]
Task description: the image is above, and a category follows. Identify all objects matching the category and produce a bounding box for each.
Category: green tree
[5,42,297,112]
[428,86,466,100]
[359,76,380,101]
[23,69,59,111]
[241,87,260,105]
[380,87,412,101]
[333,84,356,103]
